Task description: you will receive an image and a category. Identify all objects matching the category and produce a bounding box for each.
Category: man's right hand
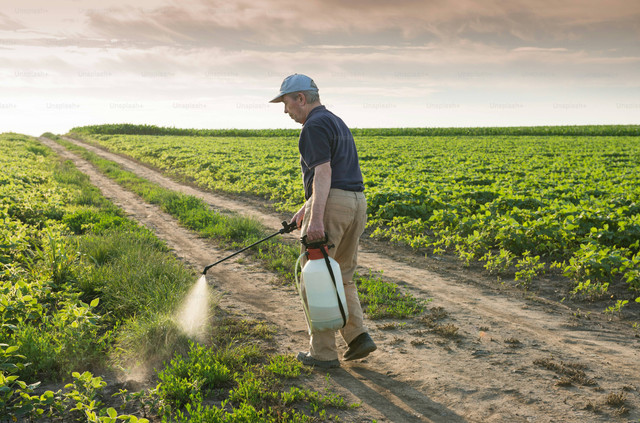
[292,206,305,229]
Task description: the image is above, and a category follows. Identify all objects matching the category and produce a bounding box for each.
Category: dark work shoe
[343,333,377,361]
[296,352,340,369]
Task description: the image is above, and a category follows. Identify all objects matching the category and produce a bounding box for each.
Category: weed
[212,317,276,345]
[266,355,303,379]
[389,336,404,345]
[585,400,601,413]
[429,306,448,320]
[84,246,195,321]
[378,322,399,331]
[419,307,449,329]
[534,357,596,386]
[555,377,573,387]
[504,338,522,347]
[431,323,459,339]
[114,388,160,419]
[157,342,235,410]
[355,271,430,319]
[605,391,626,407]
[613,406,629,416]
[31,229,81,287]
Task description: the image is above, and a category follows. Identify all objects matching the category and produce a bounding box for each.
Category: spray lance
[202,220,298,275]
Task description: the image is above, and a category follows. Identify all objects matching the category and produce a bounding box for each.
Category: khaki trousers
[300,188,367,361]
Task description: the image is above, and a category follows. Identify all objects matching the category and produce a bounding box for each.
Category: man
[270,74,376,368]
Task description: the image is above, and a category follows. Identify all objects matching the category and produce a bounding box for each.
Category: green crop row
[70,124,640,137]
[69,131,640,307]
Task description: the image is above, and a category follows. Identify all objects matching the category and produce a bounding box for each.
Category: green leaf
[4,345,19,354]
[90,298,100,307]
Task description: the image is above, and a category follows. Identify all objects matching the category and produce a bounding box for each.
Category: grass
[355,271,430,319]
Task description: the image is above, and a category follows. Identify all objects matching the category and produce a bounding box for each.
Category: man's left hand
[305,218,325,242]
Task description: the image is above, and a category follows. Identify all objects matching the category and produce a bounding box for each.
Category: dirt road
[39,135,640,422]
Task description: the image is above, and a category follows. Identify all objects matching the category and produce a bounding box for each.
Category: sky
[1,0,639,136]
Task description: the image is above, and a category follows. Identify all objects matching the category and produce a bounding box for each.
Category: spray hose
[294,252,313,334]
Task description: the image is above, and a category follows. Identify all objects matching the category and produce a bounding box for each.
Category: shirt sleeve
[299,123,332,168]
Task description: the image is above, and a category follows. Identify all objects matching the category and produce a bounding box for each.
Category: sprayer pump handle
[300,233,330,249]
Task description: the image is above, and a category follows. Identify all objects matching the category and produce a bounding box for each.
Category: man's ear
[297,93,306,105]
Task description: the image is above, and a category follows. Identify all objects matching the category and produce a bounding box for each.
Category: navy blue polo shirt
[299,106,364,200]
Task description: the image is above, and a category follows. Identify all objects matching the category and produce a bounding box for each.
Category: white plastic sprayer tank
[295,246,348,334]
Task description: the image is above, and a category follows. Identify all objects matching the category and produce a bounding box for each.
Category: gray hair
[286,89,320,104]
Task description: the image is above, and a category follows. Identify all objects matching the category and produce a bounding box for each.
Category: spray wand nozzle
[202,220,298,275]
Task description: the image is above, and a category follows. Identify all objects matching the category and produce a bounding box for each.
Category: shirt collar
[304,105,326,124]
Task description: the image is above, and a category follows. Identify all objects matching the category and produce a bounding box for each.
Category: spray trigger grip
[280,220,298,234]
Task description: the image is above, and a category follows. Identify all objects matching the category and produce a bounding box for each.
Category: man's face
[282,93,305,124]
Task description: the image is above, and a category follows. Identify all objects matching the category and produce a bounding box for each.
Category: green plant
[482,248,514,275]
[355,271,430,319]
[57,371,150,422]
[265,355,303,378]
[604,299,629,316]
[33,228,81,287]
[228,370,267,408]
[12,296,108,381]
[514,251,545,288]
[113,388,160,419]
[0,343,55,420]
[63,371,108,418]
[157,342,233,410]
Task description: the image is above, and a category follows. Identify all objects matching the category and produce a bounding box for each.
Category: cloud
[69,0,640,49]
[0,13,24,31]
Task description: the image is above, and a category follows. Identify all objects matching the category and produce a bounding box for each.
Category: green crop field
[69,125,640,306]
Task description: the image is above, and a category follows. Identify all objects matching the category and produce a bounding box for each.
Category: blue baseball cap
[269,74,319,103]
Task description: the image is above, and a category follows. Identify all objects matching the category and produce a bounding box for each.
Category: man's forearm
[307,162,332,240]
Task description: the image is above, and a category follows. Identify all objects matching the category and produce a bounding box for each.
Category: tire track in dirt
[47,135,640,422]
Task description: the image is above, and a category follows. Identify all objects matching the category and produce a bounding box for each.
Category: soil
[38,135,640,423]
